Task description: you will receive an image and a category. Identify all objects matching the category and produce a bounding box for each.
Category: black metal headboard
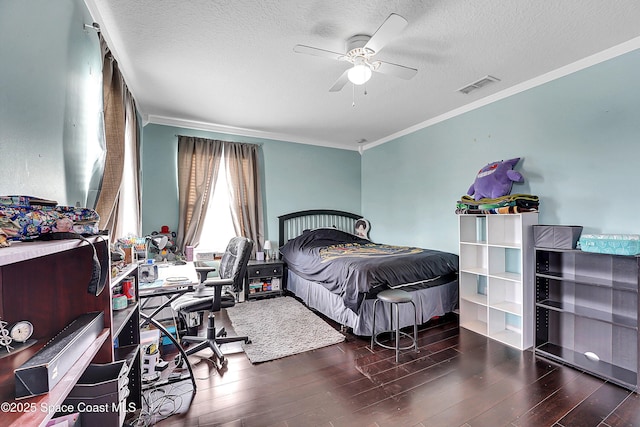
[278,209,362,247]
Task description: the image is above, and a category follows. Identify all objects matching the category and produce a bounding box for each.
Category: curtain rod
[174,135,263,146]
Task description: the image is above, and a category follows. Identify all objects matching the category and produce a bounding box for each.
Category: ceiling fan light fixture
[347,63,372,85]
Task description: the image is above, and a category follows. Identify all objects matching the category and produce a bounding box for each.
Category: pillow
[467,157,524,201]
[354,218,371,240]
[280,227,369,259]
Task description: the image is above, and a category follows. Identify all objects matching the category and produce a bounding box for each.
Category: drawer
[247,264,283,278]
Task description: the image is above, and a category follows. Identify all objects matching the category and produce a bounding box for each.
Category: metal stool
[370,289,418,363]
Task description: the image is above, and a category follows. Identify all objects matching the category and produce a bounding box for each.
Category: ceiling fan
[294,13,418,92]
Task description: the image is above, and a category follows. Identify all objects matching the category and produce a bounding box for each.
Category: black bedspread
[280,228,459,312]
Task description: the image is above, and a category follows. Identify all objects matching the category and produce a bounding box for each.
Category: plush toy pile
[467,157,523,200]
[149,225,179,261]
[456,158,539,214]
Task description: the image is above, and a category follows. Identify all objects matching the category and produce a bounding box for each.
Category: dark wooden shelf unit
[535,247,640,391]
[110,262,142,415]
[0,238,141,426]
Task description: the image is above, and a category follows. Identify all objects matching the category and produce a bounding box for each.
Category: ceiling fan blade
[293,44,345,61]
[329,70,350,92]
[375,60,418,80]
[364,13,408,54]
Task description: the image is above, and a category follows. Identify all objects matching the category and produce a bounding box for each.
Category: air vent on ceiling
[457,75,500,94]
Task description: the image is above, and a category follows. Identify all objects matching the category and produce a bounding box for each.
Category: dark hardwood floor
[147,306,640,427]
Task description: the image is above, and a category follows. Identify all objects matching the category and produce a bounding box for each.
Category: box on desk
[195,251,222,261]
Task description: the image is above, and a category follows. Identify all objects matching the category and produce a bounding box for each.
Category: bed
[278,209,459,336]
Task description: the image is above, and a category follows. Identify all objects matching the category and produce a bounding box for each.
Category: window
[114,102,140,238]
[197,151,236,253]
[95,36,141,240]
[177,136,262,255]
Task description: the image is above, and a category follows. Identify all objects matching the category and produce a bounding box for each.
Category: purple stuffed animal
[467,157,524,201]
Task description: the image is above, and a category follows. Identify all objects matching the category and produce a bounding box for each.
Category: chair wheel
[174,354,183,368]
[219,357,228,368]
[246,339,252,344]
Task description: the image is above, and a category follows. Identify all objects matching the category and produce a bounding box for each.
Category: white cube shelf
[458,213,538,350]
[459,271,488,305]
[489,277,523,316]
[460,299,488,336]
[460,244,488,275]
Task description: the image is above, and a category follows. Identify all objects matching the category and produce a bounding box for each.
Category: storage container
[68,360,129,397]
[579,234,640,255]
[161,325,177,346]
[64,360,130,427]
[533,225,583,249]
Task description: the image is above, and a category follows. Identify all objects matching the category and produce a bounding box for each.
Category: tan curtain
[94,35,141,238]
[176,136,223,250]
[224,141,264,255]
[112,88,141,238]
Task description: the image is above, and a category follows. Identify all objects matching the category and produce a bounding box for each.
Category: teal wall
[3,0,639,258]
[0,0,102,207]
[362,49,640,254]
[141,124,362,245]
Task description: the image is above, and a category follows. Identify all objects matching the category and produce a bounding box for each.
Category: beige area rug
[225,296,345,363]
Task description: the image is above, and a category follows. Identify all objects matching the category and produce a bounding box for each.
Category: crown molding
[362,36,640,151]
[146,115,359,152]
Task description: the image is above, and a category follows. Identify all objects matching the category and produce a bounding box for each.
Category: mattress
[287,269,459,336]
[280,227,459,312]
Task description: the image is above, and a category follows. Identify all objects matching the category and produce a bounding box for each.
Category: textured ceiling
[85,0,640,151]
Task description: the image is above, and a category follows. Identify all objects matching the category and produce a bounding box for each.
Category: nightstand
[244,259,285,300]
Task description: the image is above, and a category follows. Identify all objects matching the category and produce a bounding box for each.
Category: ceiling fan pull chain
[352,83,356,107]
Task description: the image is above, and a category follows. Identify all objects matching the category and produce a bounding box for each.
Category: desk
[139,261,217,292]
[139,262,201,292]
[139,261,220,314]
[139,262,197,323]
[138,262,206,392]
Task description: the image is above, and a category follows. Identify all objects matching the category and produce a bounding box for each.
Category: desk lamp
[263,240,272,261]
[146,235,168,261]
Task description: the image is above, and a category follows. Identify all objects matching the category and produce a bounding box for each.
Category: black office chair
[170,236,253,367]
